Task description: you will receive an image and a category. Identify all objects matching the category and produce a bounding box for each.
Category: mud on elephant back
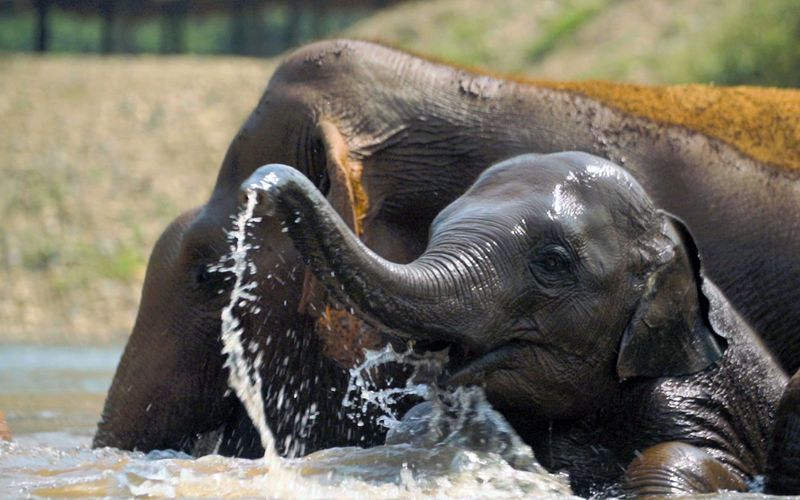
[244,153,791,496]
[94,39,800,494]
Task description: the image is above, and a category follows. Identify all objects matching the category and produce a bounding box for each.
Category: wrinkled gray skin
[247,153,787,496]
[96,40,800,466]
[766,368,800,494]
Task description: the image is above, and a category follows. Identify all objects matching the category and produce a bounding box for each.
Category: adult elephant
[244,154,787,496]
[95,40,800,458]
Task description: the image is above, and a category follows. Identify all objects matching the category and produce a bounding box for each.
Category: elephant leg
[624,442,747,496]
[766,369,800,494]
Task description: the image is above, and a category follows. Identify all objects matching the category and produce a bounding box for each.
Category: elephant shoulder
[622,279,787,479]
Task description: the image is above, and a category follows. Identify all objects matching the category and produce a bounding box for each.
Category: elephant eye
[532,246,572,275]
[186,261,232,312]
[542,255,566,271]
[195,266,212,285]
[191,262,222,290]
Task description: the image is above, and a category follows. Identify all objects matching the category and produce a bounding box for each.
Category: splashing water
[215,188,276,459]
[342,343,449,430]
[198,177,574,495]
[0,173,581,497]
[340,344,546,473]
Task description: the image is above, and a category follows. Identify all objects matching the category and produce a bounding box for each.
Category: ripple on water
[0,438,574,498]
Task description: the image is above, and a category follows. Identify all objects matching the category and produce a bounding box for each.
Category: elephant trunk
[241,164,488,350]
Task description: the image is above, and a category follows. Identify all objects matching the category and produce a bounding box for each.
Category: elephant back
[531,79,800,173]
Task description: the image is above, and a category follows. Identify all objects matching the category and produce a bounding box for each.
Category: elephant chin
[444,341,536,393]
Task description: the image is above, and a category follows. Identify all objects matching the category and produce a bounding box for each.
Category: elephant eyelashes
[541,254,568,272]
[528,246,573,287]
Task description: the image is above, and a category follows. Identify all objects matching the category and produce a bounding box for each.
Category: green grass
[697,1,800,87]
[0,5,373,56]
[347,0,800,87]
[0,12,34,51]
[526,0,610,62]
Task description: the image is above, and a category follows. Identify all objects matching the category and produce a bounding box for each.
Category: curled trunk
[243,164,486,350]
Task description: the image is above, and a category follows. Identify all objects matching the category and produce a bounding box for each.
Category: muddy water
[0,344,577,498]
[0,345,778,498]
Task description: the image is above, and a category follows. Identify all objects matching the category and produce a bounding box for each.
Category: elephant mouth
[443,340,534,388]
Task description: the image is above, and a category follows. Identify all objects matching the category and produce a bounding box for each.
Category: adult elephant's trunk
[241,164,489,350]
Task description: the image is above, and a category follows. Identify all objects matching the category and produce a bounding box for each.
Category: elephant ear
[299,120,366,314]
[616,212,726,380]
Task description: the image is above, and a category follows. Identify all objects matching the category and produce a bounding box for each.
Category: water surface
[0,344,575,498]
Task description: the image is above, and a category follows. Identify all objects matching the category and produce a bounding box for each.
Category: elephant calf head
[244,152,726,424]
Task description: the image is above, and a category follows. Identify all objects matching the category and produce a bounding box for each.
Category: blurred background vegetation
[1,0,798,344]
[0,0,393,56]
[3,0,799,85]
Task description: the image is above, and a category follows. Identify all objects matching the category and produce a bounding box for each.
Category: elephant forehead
[544,180,640,275]
[547,178,621,231]
[432,187,541,232]
[435,182,619,242]
[548,164,652,227]
[550,182,584,220]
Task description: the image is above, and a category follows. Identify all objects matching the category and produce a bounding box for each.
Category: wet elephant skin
[248,154,787,496]
[95,40,800,468]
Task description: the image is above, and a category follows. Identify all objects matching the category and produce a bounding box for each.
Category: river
[0,343,582,498]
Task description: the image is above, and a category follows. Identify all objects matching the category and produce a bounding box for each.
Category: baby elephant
[245,152,787,497]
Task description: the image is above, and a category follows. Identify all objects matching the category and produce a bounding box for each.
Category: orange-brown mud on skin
[315,305,383,369]
[348,160,370,235]
[541,80,800,172]
[375,41,800,172]
[304,121,378,369]
[318,121,370,237]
